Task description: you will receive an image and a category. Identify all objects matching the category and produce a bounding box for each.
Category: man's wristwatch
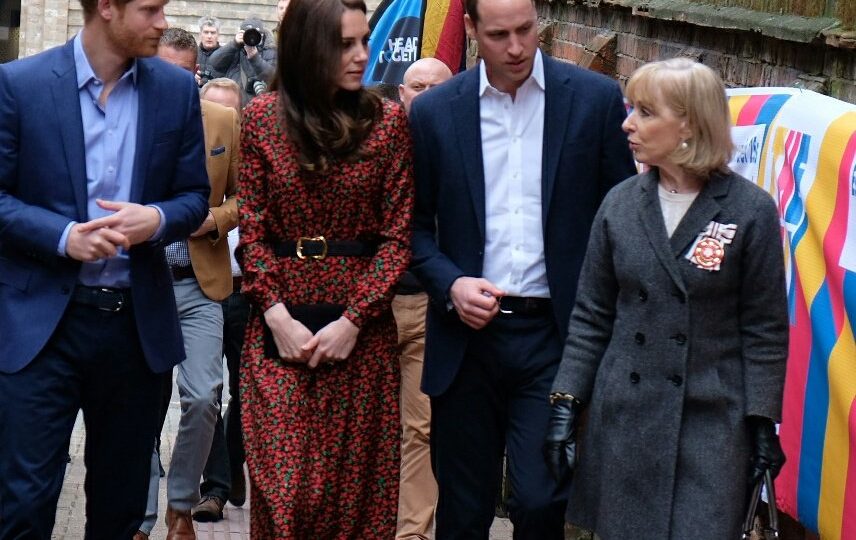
[549,392,579,406]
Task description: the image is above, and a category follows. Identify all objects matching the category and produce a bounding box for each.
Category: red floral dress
[237,93,413,539]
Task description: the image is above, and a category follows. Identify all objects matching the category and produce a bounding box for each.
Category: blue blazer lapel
[450,69,486,242]
[541,55,574,228]
[131,59,157,203]
[51,40,88,221]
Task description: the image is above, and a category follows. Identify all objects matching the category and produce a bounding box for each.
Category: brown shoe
[165,506,196,540]
[191,495,225,522]
[132,532,149,540]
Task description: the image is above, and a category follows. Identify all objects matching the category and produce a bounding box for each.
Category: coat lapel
[668,173,728,258]
[637,170,731,293]
[51,41,88,221]
[541,56,573,227]
[450,70,486,242]
[637,171,688,294]
[131,59,156,203]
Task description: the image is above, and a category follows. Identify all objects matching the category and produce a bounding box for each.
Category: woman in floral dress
[236,0,413,536]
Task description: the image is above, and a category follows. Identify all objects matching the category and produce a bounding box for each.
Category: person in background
[201,77,242,113]
[195,76,249,522]
[237,0,413,536]
[407,0,636,537]
[208,17,276,106]
[277,0,290,22]
[544,57,788,539]
[394,56,451,540]
[136,27,240,540]
[196,16,222,87]
[0,0,209,536]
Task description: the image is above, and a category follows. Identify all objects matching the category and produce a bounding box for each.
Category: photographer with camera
[197,16,222,87]
[208,17,276,105]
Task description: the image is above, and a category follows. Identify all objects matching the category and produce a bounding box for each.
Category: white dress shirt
[479,49,549,298]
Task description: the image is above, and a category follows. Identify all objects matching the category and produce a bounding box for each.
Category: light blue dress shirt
[57,32,164,288]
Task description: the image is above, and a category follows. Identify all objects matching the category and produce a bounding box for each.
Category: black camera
[198,69,214,87]
[248,78,267,96]
[243,27,262,47]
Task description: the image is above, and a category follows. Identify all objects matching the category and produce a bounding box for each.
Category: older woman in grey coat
[543,58,789,539]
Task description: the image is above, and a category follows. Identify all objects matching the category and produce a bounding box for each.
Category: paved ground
[52,370,516,540]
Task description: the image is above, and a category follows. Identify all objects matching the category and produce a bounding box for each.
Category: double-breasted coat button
[669,375,683,387]
[638,289,648,302]
[630,372,640,384]
[634,332,645,345]
[672,333,687,345]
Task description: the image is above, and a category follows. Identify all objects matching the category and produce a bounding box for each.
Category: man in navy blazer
[408,0,636,537]
[0,0,210,537]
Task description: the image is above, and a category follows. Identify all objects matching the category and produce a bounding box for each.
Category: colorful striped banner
[365,0,465,86]
[728,88,856,539]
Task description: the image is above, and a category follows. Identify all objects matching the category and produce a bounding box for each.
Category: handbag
[742,470,780,540]
[261,303,345,359]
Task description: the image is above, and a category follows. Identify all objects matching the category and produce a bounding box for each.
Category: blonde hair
[200,78,241,100]
[625,57,734,177]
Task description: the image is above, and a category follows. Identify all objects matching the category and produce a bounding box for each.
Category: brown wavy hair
[275,0,381,174]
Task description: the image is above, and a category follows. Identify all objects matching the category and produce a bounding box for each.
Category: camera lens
[243,28,262,47]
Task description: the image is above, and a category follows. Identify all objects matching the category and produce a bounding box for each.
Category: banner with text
[728,87,856,540]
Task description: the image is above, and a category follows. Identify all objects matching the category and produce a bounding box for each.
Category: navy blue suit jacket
[409,55,637,396]
[0,40,210,374]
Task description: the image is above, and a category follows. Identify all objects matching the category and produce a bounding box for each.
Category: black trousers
[0,300,161,540]
[431,312,570,540]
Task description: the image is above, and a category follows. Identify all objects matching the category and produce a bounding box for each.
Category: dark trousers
[200,291,249,499]
[0,301,161,540]
[431,312,570,540]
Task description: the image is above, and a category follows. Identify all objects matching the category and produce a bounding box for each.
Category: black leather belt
[171,265,195,281]
[498,296,552,316]
[71,286,130,312]
[273,237,379,260]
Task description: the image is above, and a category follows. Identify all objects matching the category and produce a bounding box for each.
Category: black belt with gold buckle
[273,237,379,260]
[71,286,129,313]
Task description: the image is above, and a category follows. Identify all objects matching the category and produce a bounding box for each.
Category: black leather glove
[747,415,786,487]
[542,397,583,483]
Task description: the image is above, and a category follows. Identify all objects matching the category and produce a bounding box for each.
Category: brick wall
[18,0,382,59]
[537,0,856,105]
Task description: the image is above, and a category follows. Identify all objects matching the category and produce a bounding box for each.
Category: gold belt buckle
[296,235,327,260]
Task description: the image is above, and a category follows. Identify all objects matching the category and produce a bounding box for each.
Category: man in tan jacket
[135,28,240,540]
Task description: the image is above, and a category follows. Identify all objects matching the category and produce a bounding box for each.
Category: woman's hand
[543,397,584,483]
[303,316,360,369]
[264,303,314,362]
[747,416,786,487]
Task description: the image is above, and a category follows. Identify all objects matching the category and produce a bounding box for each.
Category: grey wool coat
[551,169,789,539]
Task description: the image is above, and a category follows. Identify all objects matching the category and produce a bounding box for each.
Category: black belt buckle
[98,288,124,312]
[498,296,550,316]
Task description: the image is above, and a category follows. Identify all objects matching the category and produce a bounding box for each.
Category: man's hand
[235,30,244,46]
[65,224,130,262]
[244,46,258,59]
[449,277,505,329]
[303,317,360,369]
[264,303,315,362]
[190,211,216,238]
[75,200,161,246]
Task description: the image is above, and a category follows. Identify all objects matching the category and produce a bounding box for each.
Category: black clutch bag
[742,470,779,540]
[261,303,345,359]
